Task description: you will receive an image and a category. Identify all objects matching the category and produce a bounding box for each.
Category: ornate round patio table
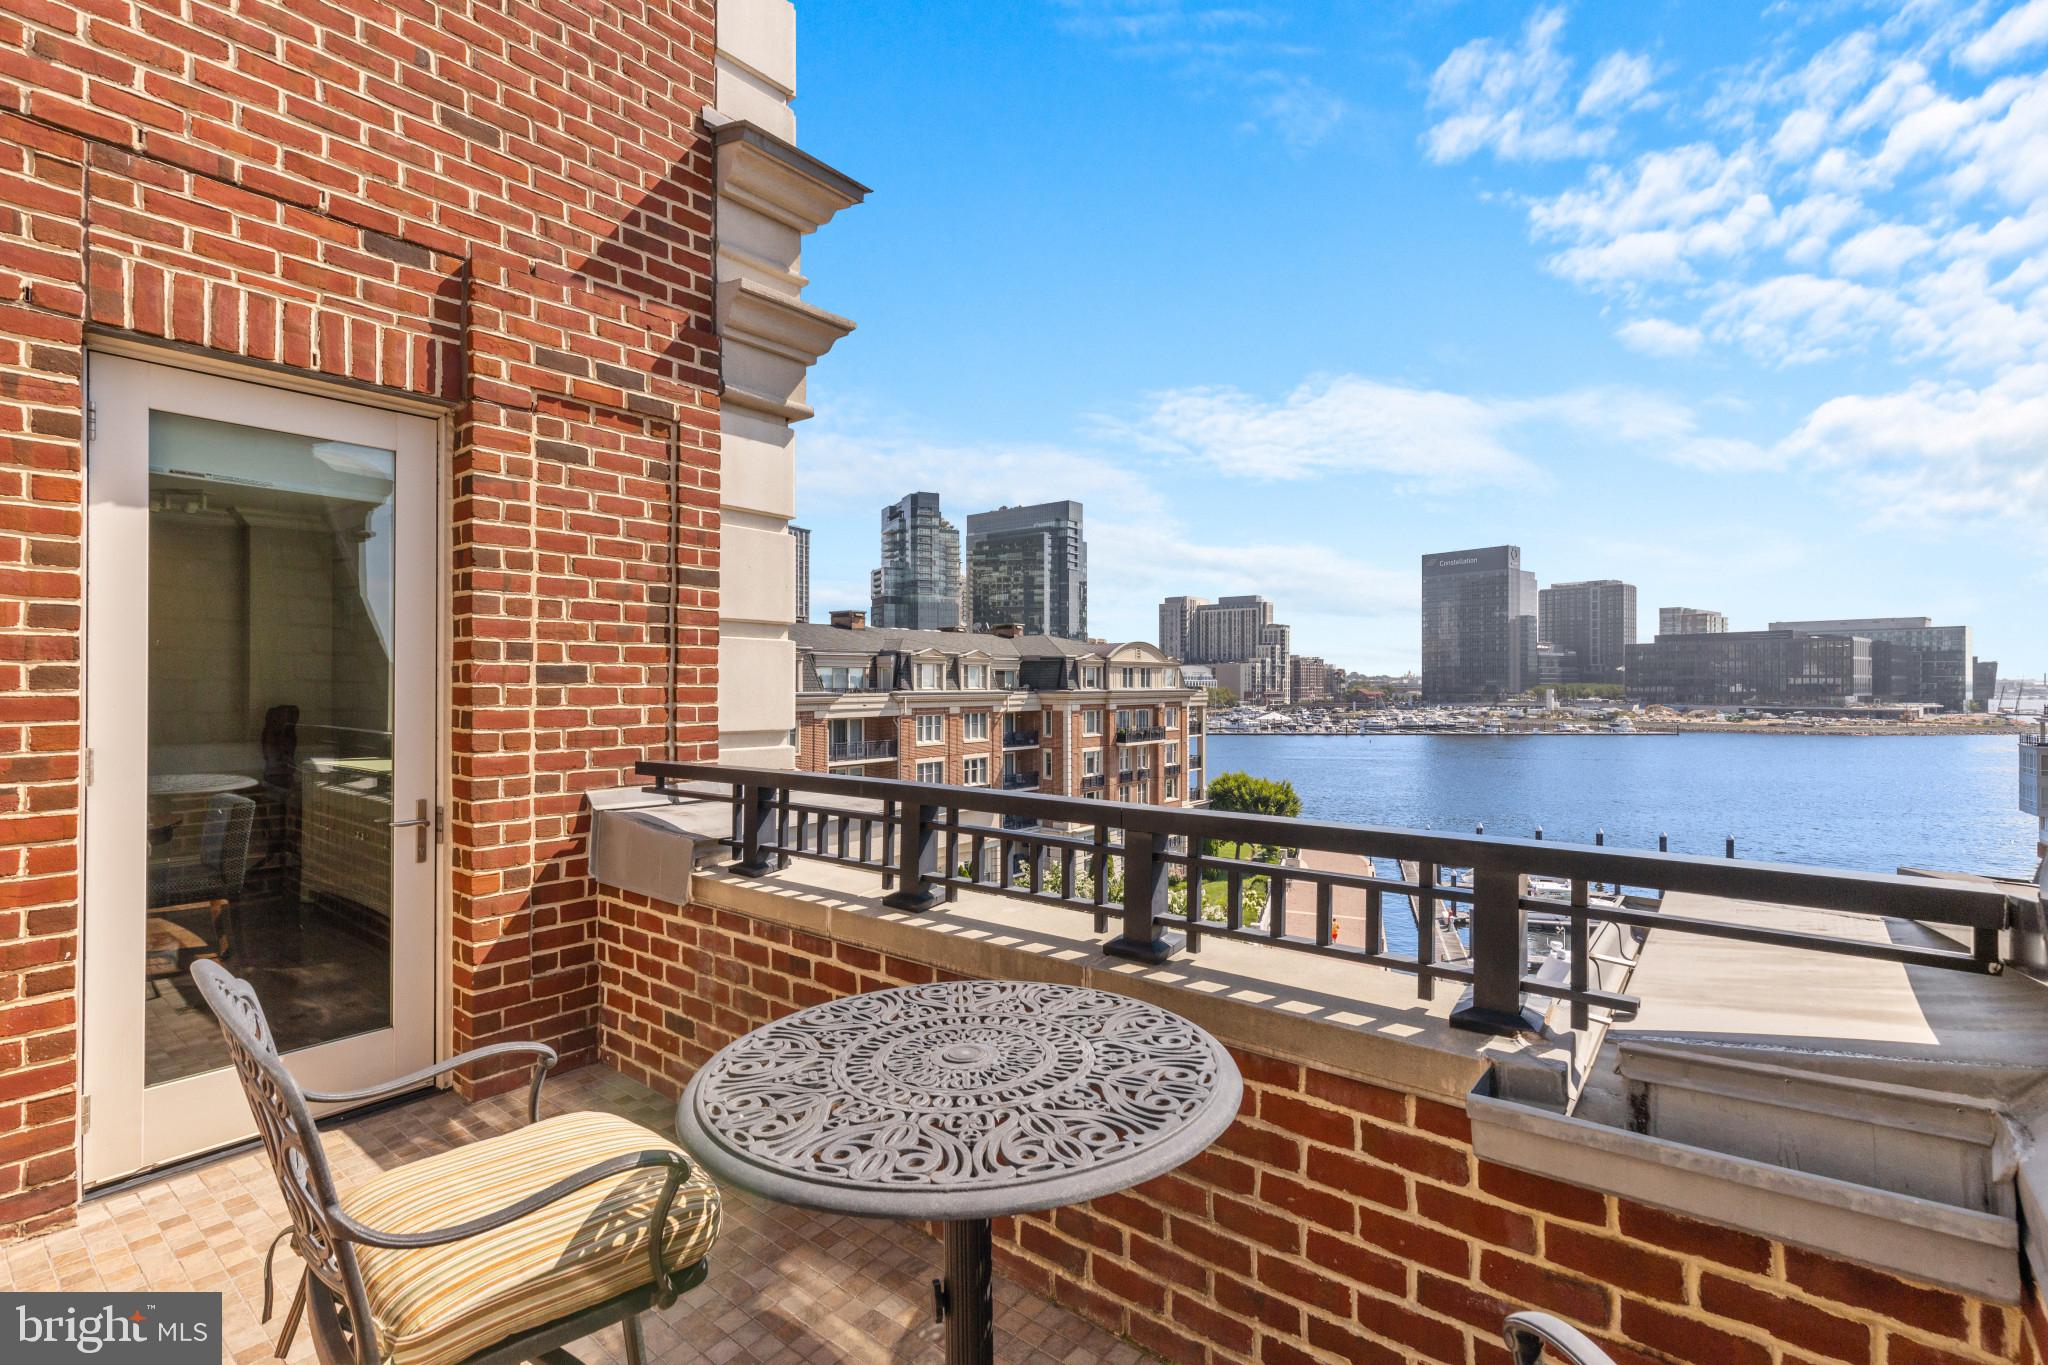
[676,979,1243,1364]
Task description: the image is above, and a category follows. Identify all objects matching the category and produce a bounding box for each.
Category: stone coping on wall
[588,797,2037,1307]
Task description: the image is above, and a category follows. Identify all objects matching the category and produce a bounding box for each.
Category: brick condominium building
[793,615,1207,807]
[0,0,859,1225]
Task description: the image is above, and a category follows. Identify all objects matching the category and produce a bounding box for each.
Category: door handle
[388,799,432,863]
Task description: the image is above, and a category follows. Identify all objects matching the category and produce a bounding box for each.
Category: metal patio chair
[192,959,719,1365]
[149,791,255,958]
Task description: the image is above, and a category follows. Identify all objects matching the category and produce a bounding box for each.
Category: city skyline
[787,3,2048,677]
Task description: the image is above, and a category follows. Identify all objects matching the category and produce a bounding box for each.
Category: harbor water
[1207,732,2038,956]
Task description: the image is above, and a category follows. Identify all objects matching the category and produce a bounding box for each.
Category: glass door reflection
[144,412,398,1086]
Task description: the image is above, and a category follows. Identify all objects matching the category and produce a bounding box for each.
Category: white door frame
[81,351,444,1184]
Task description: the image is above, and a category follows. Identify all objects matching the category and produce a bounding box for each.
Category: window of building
[829,718,860,748]
[962,664,987,689]
[1140,668,1154,686]
[963,756,989,786]
[1166,774,1178,798]
[1118,750,1134,774]
[1164,669,1178,686]
[1083,751,1102,776]
[917,662,944,689]
[1166,743,1179,765]
[817,665,866,691]
[1164,706,1179,727]
[963,712,988,741]
[1082,667,1102,687]
[1083,710,1102,735]
[1114,709,1130,730]
[916,714,944,745]
[1120,668,1134,687]
[916,759,944,783]
[995,668,1019,689]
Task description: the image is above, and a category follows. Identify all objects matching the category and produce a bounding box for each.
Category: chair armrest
[304,1041,558,1122]
[329,1147,702,1304]
[1503,1310,1614,1365]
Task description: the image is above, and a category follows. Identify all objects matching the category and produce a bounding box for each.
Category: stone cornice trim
[711,116,868,234]
[717,277,855,367]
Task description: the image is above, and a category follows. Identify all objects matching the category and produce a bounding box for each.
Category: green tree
[1203,771,1302,819]
[1202,771,1302,864]
[1206,685,1237,707]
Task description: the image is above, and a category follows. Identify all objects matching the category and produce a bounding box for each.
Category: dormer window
[917,662,944,689]
[995,668,1019,689]
[1082,666,1102,687]
[962,664,988,689]
[816,665,866,692]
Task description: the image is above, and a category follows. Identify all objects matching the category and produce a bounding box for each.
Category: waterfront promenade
[1288,848,1383,949]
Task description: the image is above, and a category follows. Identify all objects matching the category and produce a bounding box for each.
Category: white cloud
[1829,222,1933,277]
[1704,274,1935,365]
[1579,51,1659,116]
[1423,7,1654,163]
[1454,6,2048,373]
[1112,375,1565,488]
[1053,1,1342,148]
[1530,144,1775,288]
[1959,0,2048,73]
[800,424,1167,518]
[1243,72,1347,151]
[1616,317,1705,356]
[1946,70,2048,206]
[1776,364,2048,524]
[1089,523,1413,619]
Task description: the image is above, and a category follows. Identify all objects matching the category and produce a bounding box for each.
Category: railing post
[1450,858,1542,1035]
[733,782,778,876]
[883,798,943,911]
[1103,825,1180,963]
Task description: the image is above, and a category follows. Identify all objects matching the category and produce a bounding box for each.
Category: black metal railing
[828,738,897,762]
[1081,773,1106,791]
[635,761,2023,1037]
[1002,729,1040,749]
[1002,771,1040,790]
[1117,725,1167,743]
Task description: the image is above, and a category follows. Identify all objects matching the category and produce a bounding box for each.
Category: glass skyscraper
[1420,545,1534,701]
[872,492,962,630]
[965,501,1087,639]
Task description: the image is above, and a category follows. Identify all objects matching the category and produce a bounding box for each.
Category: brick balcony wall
[598,883,2045,1365]
[0,0,721,1237]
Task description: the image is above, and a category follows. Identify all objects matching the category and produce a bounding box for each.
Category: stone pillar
[712,2,866,767]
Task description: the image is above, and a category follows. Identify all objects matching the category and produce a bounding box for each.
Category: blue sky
[787,1,2048,678]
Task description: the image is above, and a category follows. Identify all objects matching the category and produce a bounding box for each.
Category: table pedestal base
[941,1218,993,1365]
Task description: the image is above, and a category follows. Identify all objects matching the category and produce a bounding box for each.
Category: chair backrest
[199,793,257,892]
[191,960,377,1365]
[261,705,300,785]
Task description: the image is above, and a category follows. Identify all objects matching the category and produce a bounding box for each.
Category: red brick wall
[0,0,720,1236]
[599,885,2030,1365]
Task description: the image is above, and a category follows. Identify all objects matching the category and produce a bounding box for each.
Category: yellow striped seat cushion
[342,1110,720,1365]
